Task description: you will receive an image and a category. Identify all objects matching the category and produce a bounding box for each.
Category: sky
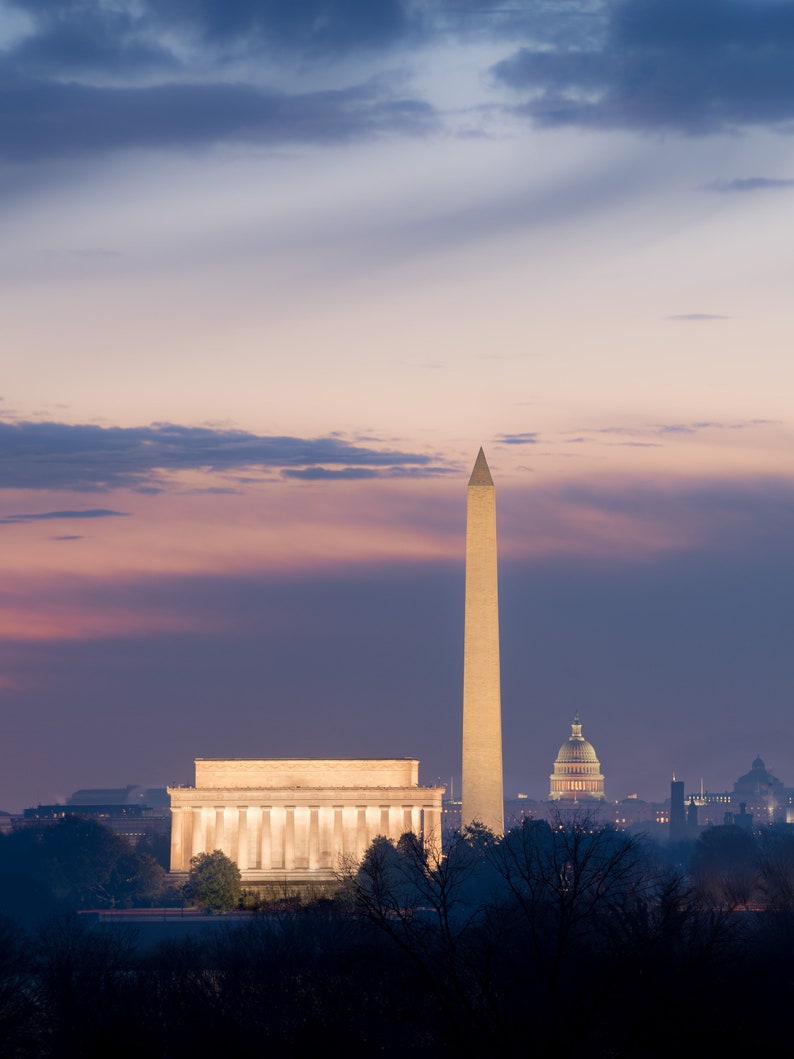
[1,0,793,812]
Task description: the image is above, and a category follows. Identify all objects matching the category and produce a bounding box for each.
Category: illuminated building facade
[168,758,444,881]
[548,713,606,801]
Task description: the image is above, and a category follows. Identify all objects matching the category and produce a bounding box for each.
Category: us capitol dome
[549,712,605,801]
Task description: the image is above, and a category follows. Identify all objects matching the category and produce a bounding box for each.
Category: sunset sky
[2,0,793,812]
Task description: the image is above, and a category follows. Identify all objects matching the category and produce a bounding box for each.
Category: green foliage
[186,850,241,913]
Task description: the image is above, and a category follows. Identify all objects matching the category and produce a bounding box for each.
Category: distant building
[670,778,686,841]
[688,756,794,827]
[549,713,605,802]
[733,757,785,824]
[16,786,169,845]
[687,795,698,832]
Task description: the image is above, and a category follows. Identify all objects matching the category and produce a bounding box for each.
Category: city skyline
[1,1,793,811]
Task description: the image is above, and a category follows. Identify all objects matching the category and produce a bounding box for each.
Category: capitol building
[548,712,606,802]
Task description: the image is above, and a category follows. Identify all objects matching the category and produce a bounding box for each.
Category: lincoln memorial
[168,758,444,882]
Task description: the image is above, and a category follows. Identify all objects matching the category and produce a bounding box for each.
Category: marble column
[261,807,273,870]
[308,807,320,870]
[284,806,296,871]
[236,808,248,869]
[356,807,367,861]
[170,807,183,871]
[334,807,346,869]
[191,808,204,859]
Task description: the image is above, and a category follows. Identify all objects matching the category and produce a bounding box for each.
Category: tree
[690,824,760,907]
[186,850,241,913]
[346,828,507,1053]
[110,851,165,907]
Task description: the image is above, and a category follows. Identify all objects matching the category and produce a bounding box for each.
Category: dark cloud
[49,535,85,541]
[668,313,729,321]
[281,468,380,480]
[3,0,419,71]
[0,76,436,163]
[493,0,794,134]
[495,432,539,445]
[0,509,129,526]
[0,418,449,492]
[706,177,794,192]
[0,0,441,163]
[12,0,790,161]
[5,0,554,72]
[282,466,455,480]
[151,0,418,55]
[8,6,177,77]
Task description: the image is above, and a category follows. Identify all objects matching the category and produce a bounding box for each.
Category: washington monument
[461,448,504,834]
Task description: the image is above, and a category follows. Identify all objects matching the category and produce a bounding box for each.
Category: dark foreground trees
[4,820,794,1057]
[0,816,165,914]
[346,819,748,1055]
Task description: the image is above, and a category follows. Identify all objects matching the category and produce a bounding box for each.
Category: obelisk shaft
[462,448,504,835]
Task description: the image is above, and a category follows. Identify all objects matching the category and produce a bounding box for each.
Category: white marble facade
[169,758,444,880]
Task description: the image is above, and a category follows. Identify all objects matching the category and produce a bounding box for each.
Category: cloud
[0,77,436,163]
[492,0,794,135]
[652,420,778,435]
[0,418,450,492]
[17,0,793,162]
[588,420,776,442]
[616,441,663,448]
[2,0,420,73]
[0,509,129,526]
[668,314,729,321]
[495,432,539,446]
[282,466,455,480]
[705,177,794,192]
[49,535,85,541]
[160,0,420,56]
[0,0,444,164]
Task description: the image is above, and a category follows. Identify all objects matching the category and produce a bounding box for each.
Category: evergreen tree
[186,850,241,912]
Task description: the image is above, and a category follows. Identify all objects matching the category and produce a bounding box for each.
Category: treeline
[1,819,794,1056]
[0,816,168,915]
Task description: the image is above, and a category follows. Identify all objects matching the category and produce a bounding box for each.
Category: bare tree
[345,827,510,1052]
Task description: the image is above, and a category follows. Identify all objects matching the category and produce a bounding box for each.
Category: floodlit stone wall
[169,758,443,879]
